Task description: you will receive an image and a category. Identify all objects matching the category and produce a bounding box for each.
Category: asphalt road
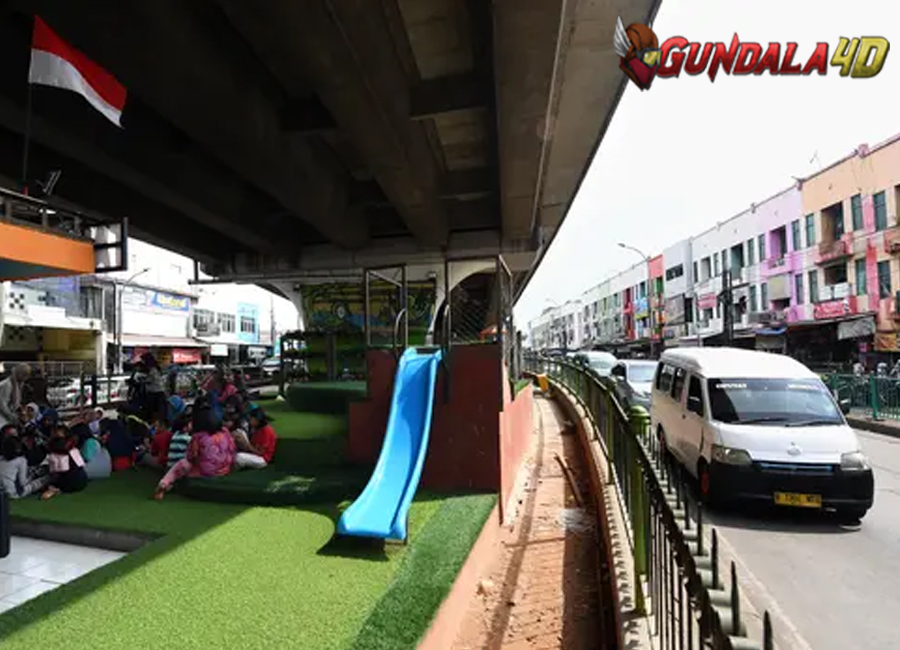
[706,429,900,650]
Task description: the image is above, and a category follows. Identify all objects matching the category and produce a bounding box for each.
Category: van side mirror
[688,395,703,416]
[839,398,851,415]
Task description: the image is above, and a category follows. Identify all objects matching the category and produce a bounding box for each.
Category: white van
[651,347,873,520]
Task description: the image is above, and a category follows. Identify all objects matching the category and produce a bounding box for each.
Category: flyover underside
[0,0,661,290]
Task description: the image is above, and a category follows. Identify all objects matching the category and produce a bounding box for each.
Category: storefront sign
[210,344,229,357]
[151,292,190,312]
[837,316,875,341]
[665,296,686,325]
[122,286,190,312]
[766,274,791,301]
[172,348,202,364]
[697,293,717,310]
[633,297,649,318]
[247,346,267,360]
[813,298,853,320]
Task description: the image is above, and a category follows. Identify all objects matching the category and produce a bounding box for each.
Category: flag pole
[21,67,33,194]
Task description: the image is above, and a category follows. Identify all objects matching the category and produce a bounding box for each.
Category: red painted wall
[346,344,533,517]
[499,370,534,522]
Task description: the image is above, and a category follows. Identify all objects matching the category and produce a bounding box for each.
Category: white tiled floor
[0,537,125,613]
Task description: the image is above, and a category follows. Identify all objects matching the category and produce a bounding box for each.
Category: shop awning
[120,335,208,348]
[756,327,787,336]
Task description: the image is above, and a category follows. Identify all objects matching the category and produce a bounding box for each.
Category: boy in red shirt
[233,405,277,470]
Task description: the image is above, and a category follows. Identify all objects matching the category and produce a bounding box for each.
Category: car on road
[610,360,658,410]
[572,351,618,379]
[650,347,872,521]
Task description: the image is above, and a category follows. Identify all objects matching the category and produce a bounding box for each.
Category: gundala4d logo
[614,17,890,91]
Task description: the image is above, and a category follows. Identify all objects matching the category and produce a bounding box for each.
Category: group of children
[0,392,278,502]
[0,403,110,500]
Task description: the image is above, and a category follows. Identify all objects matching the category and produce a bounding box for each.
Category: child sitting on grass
[42,425,88,500]
[153,404,235,500]
[233,405,277,470]
[166,405,193,469]
[0,436,50,499]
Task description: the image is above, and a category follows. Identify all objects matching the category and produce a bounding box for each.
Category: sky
[514,0,900,329]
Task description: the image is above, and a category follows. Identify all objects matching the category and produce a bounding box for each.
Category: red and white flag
[28,16,127,127]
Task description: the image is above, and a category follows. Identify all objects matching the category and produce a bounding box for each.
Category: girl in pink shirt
[154,405,235,500]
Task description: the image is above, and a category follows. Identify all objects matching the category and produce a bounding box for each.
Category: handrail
[524,353,774,650]
[392,308,408,358]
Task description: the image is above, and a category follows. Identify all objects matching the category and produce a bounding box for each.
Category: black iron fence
[524,353,774,650]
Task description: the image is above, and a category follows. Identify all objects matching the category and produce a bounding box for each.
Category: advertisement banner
[172,348,202,364]
[813,298,853,320]
[151,292,190,312]
[633,297,649,318]
[697,293,717,310]
[665,295,685,325]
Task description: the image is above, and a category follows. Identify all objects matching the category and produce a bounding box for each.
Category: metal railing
[823,373,900,421]
[525,354,774,650]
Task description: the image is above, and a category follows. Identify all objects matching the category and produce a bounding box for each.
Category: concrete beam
[440,168,495,201]
[280,96,339,135]
[18,0,369,249]
[492,0,568,242]
[0,92,275,254]
[216,0,450,248]
[409,73,488,120]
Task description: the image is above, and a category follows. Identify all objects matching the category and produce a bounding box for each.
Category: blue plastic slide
[337,347,443,541]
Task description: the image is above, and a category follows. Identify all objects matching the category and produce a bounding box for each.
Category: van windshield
[706,378,842,426]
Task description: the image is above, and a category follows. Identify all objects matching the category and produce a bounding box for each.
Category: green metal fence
[524,353,773,650]
[822,373,900,420]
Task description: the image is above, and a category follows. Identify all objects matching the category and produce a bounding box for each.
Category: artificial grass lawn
[4,471,496,650]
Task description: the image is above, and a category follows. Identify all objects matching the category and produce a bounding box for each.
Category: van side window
[687,375,704,416]
[656,364,674,392]
[671,367,686,402]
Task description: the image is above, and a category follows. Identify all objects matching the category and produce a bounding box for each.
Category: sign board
[697,293,718,310]
[172,348,202,364]
[633,297,649,318]
[665,295,685,325]
[766,274,791,301]
[210,344,229,357]
[122,286,190,313]
[247,346,267,360]
[813,298,854,320]
[837,316,875,341]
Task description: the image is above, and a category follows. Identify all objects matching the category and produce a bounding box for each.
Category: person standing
[0,364,31,429]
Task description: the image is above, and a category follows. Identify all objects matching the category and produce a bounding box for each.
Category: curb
[847,416,900,439]
[10,517,157,553]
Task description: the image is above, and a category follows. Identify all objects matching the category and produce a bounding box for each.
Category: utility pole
[720,267,734,346]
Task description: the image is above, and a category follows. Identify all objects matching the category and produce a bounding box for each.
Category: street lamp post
[618,242,657,358]
[115,267,151,373]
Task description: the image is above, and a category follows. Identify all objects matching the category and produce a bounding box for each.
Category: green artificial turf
[513,378,532,397]
[4,471,496,650]
[257,400,352,472]
[180,465,369,507]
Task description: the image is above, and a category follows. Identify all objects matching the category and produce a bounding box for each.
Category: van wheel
[698,460,715,506]
[657,426,671,463]
[837,507,867,523]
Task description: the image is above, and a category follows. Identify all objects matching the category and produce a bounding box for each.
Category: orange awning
[0,221,94,280]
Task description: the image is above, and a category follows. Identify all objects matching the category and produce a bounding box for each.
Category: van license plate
[774,492,822,508]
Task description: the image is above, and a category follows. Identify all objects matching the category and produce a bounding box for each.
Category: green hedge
[286,381,369,415]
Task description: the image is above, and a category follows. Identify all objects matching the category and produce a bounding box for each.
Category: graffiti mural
[301,280,436,339]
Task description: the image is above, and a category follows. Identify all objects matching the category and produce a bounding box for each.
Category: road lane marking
[714,528,816,650]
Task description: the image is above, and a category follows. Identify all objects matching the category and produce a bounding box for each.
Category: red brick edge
[417,503,502,650]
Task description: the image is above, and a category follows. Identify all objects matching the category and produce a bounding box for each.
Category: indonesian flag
[28,16,127,127]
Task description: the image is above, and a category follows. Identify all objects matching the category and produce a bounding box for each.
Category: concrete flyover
[0,0,661,297]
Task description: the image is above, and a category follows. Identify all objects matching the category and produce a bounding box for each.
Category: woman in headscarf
[0,364,30,429]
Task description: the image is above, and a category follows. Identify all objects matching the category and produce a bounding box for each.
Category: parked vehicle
[650,347,872,521]
[261,357,282,378]
[572,351,618,378]
[610,360,658,410]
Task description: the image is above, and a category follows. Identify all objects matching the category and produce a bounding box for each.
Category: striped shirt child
[167,430,191,469]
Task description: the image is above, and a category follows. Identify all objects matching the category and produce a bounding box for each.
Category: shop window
[240,316,256,333]
[794,274,804,304]
[805,214,815,246]
[217,313,236,333]
[746,239,755,265]
[791,219,802,250]
[808,270,819,302]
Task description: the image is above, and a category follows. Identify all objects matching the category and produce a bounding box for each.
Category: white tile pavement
[0,537,125,613]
